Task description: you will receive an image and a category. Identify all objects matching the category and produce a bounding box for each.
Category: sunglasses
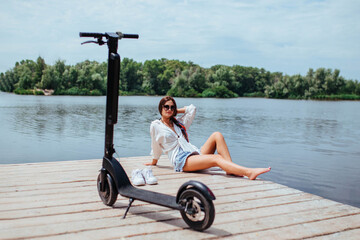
[163,104,175,111]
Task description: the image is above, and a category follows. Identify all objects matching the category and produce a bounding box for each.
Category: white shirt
[150,104,200,167]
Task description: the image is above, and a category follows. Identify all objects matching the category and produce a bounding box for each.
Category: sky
[1,0,359,80]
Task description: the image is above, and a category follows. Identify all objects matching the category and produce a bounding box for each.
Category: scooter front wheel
[179,188,215,231]
[97,173,118,206]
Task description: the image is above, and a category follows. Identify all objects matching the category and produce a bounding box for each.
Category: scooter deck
[102,157,182,210]
[118,184,181,210]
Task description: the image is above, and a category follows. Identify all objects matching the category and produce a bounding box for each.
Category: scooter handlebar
[122,34,139,39]
[80,32,139,39]
[79,32,104,38]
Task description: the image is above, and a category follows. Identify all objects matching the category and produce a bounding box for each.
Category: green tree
[167,66,207,97]
[0,73,8,91]
[91,73,106,94]
[53,60,67,90]
[322,69,345,95]
[62,66,78,89]
[11,60,38,89]
[232,66,259,95]
[341,79,360,94]
[254,68,271,93]
[167,72,188,97]
[290,74,306,98]
[39,65,60,90]
[202,85,237,98]
[16,66,33,89]
[142,59,167,95]
[75,60,97,90]
[211,66,236,88]
[120,58,142,92]
[35,56,46,86]
[188,66,207,93]
[1,70,17,92]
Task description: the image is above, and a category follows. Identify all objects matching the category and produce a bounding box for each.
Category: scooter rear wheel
[97,173,118,206]
[179,188,215,231]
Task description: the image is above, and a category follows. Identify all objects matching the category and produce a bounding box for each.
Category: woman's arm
[147,122,162,166]
[177,104,196,129]
[177,107,186,114]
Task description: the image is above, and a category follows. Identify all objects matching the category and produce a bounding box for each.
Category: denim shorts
[174,148,199,172]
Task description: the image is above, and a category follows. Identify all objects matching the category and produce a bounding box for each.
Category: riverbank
[1,157,359,239]
[4,90,360,101]
[13,88,54,96]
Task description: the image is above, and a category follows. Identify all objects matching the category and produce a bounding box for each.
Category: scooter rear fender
[176,180,216,203]
[102,156,131,189]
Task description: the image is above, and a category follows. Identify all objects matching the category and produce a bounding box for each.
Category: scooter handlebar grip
[79,32,104,38]
[122,34,139,39]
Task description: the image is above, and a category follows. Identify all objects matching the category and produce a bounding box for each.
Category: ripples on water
[0,92,359,208]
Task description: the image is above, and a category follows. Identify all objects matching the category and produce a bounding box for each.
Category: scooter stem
[104,33,121,159]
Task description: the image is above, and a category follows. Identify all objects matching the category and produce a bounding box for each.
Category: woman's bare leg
[201,132,239,175]
[200,132,232,162]
[183,154,271,180]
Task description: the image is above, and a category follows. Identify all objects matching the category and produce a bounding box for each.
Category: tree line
[1,56,359,100]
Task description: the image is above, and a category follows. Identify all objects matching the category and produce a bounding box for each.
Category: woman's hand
[144,159,158,166]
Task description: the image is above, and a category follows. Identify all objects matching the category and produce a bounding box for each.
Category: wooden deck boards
[1,156,359,239]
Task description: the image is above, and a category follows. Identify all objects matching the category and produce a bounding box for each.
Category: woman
[146,96,271,180]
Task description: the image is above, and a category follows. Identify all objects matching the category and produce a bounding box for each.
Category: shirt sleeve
[150,122,163,160]
[178,104,196,129]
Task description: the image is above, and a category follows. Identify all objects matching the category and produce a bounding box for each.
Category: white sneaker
[142,167,158,185]
[131,169,145,186]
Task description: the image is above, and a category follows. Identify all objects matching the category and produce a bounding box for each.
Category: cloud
[0,0,359,80]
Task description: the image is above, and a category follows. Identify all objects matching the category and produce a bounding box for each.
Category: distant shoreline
[2,90,360,101]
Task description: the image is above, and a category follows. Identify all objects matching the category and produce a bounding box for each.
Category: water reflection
[11,101,104,141]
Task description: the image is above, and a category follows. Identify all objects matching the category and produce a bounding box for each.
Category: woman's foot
[248,167,271,180]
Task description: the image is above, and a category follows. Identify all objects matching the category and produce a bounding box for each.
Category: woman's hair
[158,96,189,142]
[158,96,177,117]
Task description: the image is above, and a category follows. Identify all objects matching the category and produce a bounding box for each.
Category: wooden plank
[25,202,359,240]
[0,192,319,230]
[307,228,360,240]
[0,181,291,220]
[0,182,298,213]
[127,203,360,240]
[0,157,359,240]
[224,214,360,240]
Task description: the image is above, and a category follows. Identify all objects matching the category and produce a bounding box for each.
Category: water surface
[1,92,359,207]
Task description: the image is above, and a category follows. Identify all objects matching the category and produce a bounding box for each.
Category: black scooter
[80,31,215,231]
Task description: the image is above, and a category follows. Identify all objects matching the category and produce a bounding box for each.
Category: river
[1,92,359,207]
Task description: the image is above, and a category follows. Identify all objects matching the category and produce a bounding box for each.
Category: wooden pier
[1,156,359,239]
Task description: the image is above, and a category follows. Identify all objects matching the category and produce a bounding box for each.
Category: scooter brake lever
[81,40,98,45]
[81,39,106,45]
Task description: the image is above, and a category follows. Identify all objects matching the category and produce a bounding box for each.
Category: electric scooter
[80,31,216,231]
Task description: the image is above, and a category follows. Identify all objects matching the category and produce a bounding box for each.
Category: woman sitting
[146,96,271,180]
